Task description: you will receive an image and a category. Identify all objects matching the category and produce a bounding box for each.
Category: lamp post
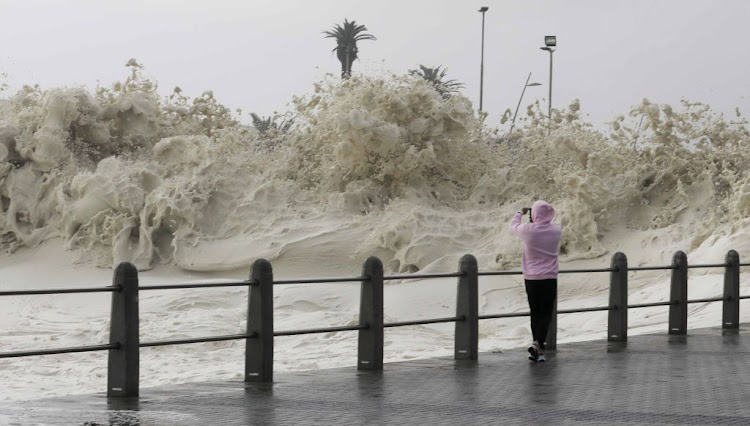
[509,72,541,134]
[478,6,489,115]
[540,35,556,135]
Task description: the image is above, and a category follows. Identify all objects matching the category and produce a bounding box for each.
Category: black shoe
[528,342,540,362]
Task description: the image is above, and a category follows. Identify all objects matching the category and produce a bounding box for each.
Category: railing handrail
[384,316,464,328]
[2,260,744,297]
[0,249,747,399]
[687,263,729,269]
[140,281,250,291]
[626,265,675,271]
[141,333,258,348]
[0,343,119,359]
[0,286,120,296]
[273,276,366,285]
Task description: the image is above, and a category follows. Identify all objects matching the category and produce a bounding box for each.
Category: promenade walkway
[1,326,749,425]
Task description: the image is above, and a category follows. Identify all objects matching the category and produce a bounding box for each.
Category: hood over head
[531,200,555,224]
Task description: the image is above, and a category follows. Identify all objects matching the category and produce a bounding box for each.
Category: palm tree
[323,19,376,79]
[409,65,465,99]
[250,113,273,134]
[250,113,294,135]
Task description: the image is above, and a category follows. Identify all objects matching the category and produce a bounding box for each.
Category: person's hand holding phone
[521,207,532,222]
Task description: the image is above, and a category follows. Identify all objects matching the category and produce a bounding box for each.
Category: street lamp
[509,72,541,134]
[478,6,489,115]
[540,35,556,135]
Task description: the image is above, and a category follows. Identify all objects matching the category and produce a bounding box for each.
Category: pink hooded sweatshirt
[509,200,562,280]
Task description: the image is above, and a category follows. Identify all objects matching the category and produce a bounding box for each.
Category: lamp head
[479,6,489,12]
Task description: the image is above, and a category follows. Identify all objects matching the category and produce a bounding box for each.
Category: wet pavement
[2,326,749,425]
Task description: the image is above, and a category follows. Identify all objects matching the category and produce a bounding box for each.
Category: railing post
[669,251,688,335]
[545,298,557,350]
[455,254,478,360]
[246,259,274,382]
[107,262,139,398]
[608,252,628,342]
[723,250,740,329]
[358,257,383,370]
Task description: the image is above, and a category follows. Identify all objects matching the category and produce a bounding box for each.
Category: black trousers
[524,279,557,351]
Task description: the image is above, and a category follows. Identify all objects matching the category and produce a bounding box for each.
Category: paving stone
[1,326,749,425]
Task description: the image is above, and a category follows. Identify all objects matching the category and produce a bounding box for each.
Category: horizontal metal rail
[273,272,464,284]
[480,267,615,277]
[687,263,728,269]
[273,277,366,285]
[274,325,365,336]
[141,333,257,348]
[479,312,530,320]
[140,281,250,291]
[687,296,726,304]
[557,306,610,314]
[627,265,675,271]
[478,270,523,276]
[628,301,675,309]
[0,286,119,297]
[0,343,118,359]
[559,268,615,274]
[385,316,464,328]
[384,272,463,281]
[3,261,736,297]
[478,271,523,277]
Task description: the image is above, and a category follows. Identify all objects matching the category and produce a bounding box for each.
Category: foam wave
[1,63,749,274]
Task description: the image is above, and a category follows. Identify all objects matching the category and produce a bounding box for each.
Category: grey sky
[1,0,748,127]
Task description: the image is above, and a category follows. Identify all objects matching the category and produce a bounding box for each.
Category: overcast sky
[1,0,748,128]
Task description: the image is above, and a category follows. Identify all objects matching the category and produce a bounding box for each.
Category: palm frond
[409,65,465,98]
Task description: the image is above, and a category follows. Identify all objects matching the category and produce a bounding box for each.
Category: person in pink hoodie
[509,200,562,362]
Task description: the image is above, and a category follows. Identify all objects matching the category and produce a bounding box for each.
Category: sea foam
[0,64,748,275]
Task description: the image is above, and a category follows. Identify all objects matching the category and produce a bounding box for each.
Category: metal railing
[0,249,747,398]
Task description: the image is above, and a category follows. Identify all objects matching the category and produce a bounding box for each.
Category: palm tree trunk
[343,50,350,79]
[346,50,351,78]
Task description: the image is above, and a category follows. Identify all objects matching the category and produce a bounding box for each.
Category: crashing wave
[0,63,748,273]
